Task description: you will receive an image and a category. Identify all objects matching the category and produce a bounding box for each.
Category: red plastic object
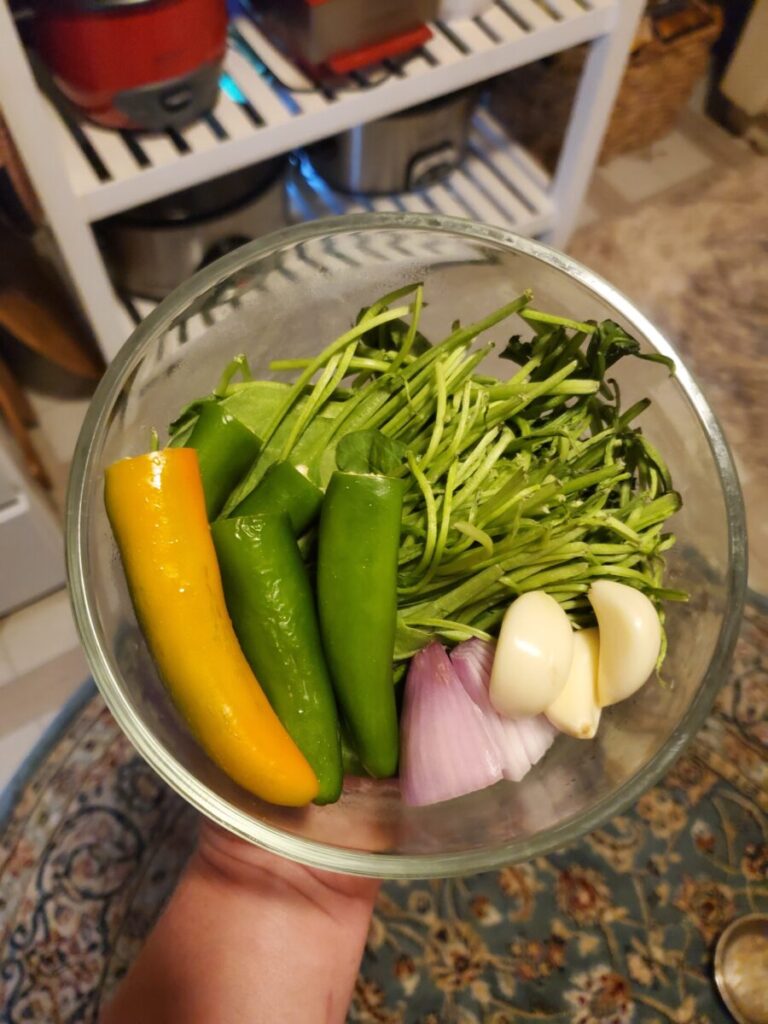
[326,24,433,74]
[36,0,227,129]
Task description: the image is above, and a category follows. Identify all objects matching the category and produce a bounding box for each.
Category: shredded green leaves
[167,287,685,662]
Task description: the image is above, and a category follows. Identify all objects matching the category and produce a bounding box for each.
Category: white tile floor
[0,642,14,689]
[1,589,80,677]
[0,96,757,797]
[0,592,90,789]
[597,129,713,204]
[0,387,93,794]
[0,712,58,793]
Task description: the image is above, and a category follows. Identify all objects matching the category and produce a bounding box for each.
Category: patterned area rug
[0,606,765,1023]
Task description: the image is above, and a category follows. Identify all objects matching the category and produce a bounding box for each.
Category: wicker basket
[489,1,724,170]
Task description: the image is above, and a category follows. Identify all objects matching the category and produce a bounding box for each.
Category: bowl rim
[66,213,748,878]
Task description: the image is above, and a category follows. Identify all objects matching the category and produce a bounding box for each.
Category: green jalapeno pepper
[317,471,403,779]
[187,401,261,520]
[211,513,342,804]
[229,461,323,535]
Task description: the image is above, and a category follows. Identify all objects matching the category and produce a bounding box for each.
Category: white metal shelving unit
[0,0,643,360]
[288,109,555,230]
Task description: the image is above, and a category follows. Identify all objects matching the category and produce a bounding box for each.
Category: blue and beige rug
[0,606,765,1023]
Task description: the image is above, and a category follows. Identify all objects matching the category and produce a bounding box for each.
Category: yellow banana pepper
[104,448,319,807]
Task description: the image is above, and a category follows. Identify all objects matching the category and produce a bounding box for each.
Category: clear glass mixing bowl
[66,215,747,878]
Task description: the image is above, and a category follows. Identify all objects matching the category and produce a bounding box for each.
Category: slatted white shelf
[287,109,554,235]
[46,0,616,223]
[0,0,643,359]
[118,109,553,341]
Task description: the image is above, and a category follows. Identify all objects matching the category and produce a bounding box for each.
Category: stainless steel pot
[307,89,479,195]
[99,159,287,299]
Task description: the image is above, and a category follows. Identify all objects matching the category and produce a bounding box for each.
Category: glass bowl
[66,215,747,878]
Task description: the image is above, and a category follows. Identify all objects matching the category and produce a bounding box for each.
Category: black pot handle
[198,235,251,270]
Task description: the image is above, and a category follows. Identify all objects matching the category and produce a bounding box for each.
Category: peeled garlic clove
[588,580,661,707]
[545,628,601,739]
[489,591,574,718]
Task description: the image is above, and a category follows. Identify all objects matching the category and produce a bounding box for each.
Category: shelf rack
[0,0,643,360]
[287,109,555,233]
[115,105,555,339]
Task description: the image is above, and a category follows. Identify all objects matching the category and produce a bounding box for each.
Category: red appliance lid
[326,24,432,75]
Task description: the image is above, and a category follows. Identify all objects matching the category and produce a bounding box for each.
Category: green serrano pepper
[211,514,342,804]
[317,471,403,778]
[230,461,323,535]
[187,401,261,520]
[340,721,368,778]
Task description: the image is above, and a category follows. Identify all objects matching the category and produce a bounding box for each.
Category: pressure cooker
[252,0,438,76]
[99,158,287,299]
[307,89,479,195]
[35,0,227,130]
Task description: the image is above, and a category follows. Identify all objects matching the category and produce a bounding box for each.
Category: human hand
[102,821,380,1024]
[195,819,381,907]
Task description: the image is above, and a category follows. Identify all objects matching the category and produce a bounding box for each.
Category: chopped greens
[168,286,685,663]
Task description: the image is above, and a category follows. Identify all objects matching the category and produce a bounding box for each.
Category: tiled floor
[0,93,761,795]
[597,129,714,204]
[0,389,93,792]
[0,593,89,791]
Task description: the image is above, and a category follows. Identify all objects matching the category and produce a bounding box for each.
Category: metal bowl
[714,915,768,1024]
